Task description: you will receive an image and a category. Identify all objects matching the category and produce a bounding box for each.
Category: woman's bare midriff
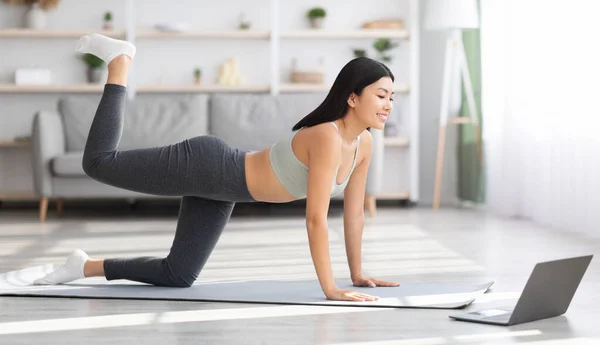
[244,148,297,203]
[243,127,363,203]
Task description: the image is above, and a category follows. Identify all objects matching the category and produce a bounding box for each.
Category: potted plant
[352,49,367,58]
[194,68,202,85]
[306,7,326,29]
[81,53,105,83]
[103,11,113,30]
[373,38,399,63]
[238,12,251,30]
[3,0,61,29]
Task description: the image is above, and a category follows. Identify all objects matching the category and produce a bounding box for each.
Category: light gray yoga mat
[0,264,493,309]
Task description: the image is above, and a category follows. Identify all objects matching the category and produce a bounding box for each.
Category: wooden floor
[1,201,599,344]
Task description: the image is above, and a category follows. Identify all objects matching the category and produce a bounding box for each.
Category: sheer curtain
[481,0,600,238]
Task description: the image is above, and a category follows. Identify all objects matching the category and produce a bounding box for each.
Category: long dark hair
[292,57,394,131]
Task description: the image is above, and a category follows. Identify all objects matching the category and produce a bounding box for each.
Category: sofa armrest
[31,111,65,197]
[366,128,384,196]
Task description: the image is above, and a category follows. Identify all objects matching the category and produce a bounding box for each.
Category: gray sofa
[31,92,384,222]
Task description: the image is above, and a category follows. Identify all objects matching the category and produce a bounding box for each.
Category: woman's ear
[347,93,357,108]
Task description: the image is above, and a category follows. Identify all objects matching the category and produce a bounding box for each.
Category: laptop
[449,255,593,326]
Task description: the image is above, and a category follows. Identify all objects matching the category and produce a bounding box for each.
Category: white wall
[0,0,457,206]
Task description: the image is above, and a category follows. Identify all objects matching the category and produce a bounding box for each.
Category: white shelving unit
[0,84,104,93]
[0,0,419,202]
[279,29,409,39]
[0,28,125,38]
[136,30,271,40]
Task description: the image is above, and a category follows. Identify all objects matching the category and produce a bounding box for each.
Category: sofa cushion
[209,93,327,151]
[51,152,85,177]
[59,94,209,152]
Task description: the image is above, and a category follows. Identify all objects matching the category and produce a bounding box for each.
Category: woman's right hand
[325,287,379,302]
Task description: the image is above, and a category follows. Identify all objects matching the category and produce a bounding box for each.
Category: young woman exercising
[34,34,399,302]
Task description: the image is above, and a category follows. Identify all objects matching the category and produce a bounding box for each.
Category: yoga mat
[0,265,493,309]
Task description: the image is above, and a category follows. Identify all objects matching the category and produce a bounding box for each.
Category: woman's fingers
[345,291,379,301]
[371,278,400,287]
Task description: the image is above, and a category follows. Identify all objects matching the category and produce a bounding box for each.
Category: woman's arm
[342,131,372,281]
[343,131,400,288]
[305,126,382,302]
[305,126,341,296]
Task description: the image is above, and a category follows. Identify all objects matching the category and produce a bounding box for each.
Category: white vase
[87,68,104,84]
[309,17,324,29]
[25,4,46,29]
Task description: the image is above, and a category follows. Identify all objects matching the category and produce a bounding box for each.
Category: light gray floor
[1,202,599,345]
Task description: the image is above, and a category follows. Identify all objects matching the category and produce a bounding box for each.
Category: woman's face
[348,77,394,130]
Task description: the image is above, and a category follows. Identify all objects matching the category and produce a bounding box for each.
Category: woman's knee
[161,261,199,288]
[167,277,194,288]
[81,152,98,177]
[81,151,113,179]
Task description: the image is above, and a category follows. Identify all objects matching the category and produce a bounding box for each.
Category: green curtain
[457,22,485,203]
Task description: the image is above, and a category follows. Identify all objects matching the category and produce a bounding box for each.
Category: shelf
[279,83,330,92]
[279,83,409,93]
[0,28,408,40]
[383,137,409,147]
[137,84,271,93]
[0,29,125,38]
[280,29,409,39]
[0,140,31,148]
[0,84,104,93]
[136,30,270,39]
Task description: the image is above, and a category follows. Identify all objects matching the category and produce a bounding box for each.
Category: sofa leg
[40,198,48,222]
[365,195,377,218]
[56,198,64,216]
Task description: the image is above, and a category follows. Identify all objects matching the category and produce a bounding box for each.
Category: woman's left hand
[352,274,400,288]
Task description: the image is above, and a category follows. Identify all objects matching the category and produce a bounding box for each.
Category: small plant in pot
[103,11,113,30]
[2,0,61,29]
[81,53,105,83]
[373,38,399,63]
[352,49,367,58]
[194,67,202,85]
[306,7,326,29]
[238,12,251,30]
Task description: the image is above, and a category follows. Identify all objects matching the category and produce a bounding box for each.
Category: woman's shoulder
[297,122,340,143]
[298,124,372,147]
[358,129,373,147]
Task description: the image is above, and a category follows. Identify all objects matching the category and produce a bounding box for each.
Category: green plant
[81,53,104,69]
[373,38,399,62]
[194,68,202,78]
[307,7,326,19]
[104,11,112,22]
[238,12,251,30]
[353,49,367,58]
[3,0,61,11]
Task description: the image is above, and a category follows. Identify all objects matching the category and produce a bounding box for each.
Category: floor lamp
[425,0,482,211]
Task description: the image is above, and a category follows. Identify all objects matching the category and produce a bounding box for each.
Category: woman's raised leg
[78,35,254,202]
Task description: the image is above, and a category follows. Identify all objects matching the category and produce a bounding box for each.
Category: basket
[289,58,325,84]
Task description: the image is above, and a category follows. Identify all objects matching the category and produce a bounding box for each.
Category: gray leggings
[82,84,257,287]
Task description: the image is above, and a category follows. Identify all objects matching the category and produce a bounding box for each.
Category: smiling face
[347,77,394,130]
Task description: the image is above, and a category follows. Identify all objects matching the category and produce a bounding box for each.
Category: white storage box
[15,68,52,85]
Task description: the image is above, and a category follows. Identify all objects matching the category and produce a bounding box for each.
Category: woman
[34,34,399,302]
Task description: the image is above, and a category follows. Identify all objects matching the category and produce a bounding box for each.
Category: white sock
[33,249,89,285]
[76,33,136,64]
